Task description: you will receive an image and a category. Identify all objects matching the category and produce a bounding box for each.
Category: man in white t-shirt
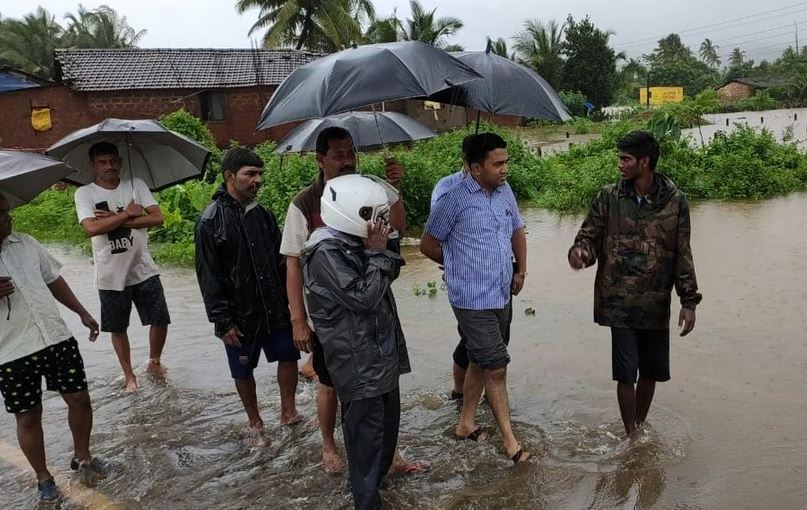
[73,142,170,393]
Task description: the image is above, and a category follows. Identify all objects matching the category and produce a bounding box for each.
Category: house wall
[716,82,757,101]
[0,84,294,151]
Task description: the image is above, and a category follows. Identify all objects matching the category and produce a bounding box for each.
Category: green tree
[64,5,146,48]
[645,33,719,95]
[398,0,463,48]
[512,19,564,89]
[0,7,64,78]
[235,0,375,52]
[364,13,400,44]
[699,38,720,67]
[728,47,746,67]
[487,37,514,59]
[560,15,620,107]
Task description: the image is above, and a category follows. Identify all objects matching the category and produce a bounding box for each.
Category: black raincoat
[300,228,411,403]
[195,185,290,337]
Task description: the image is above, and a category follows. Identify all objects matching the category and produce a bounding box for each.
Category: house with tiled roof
[0,48,320,150]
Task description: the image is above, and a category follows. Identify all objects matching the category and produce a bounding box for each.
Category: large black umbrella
[257,41,483,130]
[0,150,75,209]
[427,41,572,126]
[46,118,211,192]
[274,111,436,153]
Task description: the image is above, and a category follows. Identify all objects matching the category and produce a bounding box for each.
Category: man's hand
[80,312,100,342]
[125,202,144,219]
[384,157,404,189]
[94,209,115,219]
[364,219,390,252]
[568,246,589,270]
[511,273,525,295]
[221,325,243,347]
[0,278,13,300]
[678,308,696,337]
[292,319,313,353]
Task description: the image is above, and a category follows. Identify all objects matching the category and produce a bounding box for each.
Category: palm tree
[621,57,646,82]
[64,5,146,48]
[487,37,515,59]
[512,19,564,89]
[442,43,464,52]
[365,12,399,44]
[729,47,746,67]
[699,38,720,67]
[0,7,64,78]
[398,0,463,48]
[235,0,375,52]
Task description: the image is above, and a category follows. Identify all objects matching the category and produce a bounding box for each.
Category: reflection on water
[2,194,807,509]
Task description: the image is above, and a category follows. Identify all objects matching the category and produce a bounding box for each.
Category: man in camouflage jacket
[568,130,702,435]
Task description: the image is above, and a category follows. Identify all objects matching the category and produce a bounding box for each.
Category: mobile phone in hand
[94,201,110,211]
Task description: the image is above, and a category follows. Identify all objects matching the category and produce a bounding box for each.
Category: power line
[617,2,807,47]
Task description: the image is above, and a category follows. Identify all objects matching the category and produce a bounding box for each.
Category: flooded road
[1,194,806,509]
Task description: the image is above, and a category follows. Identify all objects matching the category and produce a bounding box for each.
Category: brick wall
[0,84,295,151]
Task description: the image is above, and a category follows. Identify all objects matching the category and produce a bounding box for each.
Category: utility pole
[796,21,800,53]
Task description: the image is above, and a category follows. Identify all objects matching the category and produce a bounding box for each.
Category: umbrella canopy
[427,43,572,122]
[46,118,211,191]
[275,111,436,154]
[0,150,76,209]
[257,41,483,130]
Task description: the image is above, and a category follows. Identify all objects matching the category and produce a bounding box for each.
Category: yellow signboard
[30,107,52,131]
[639,87,684,105]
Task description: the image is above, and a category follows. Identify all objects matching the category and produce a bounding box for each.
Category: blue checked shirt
[426,177,524,310]
[430,170,464,209]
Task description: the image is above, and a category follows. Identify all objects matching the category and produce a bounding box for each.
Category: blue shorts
[225,327,299,380]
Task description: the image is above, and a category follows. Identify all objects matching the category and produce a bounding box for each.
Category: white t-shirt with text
[74,178,160,291]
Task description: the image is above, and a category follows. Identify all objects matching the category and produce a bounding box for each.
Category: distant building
[0,67,51,93]
[0,48,319,150]
[716,78,789,101]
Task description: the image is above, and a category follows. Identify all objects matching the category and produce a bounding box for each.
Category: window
[200,91,226,121]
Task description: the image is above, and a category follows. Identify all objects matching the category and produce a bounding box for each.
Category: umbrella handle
[370,104,390,158]
[125,132,138,204]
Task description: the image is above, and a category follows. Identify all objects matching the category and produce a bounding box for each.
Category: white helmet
[321,174,390,238]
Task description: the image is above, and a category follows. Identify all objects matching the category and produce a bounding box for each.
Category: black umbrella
[46,118,211,192]
[274,111,436,153]
[257,41,483,130]
[427,40,572,129]
[0,150,75,209]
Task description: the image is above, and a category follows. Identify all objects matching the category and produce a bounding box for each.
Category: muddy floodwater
[1,193,806,509]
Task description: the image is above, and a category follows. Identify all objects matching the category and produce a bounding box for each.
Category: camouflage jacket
[570,173,702,330]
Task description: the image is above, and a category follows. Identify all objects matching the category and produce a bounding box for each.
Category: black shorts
[311,332,334,388]
[99,275,171,333]
[0,338,88,414]
[451,304,511,370]
[224,327,299,380]
[453,299,513,370]
[611,328,670,384]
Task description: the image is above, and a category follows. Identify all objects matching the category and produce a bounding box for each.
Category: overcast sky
[5,0,806,63]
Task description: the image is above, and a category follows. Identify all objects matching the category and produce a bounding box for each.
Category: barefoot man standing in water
[568,131,702,435]
[195,148,302,440]
[74,142,170,392]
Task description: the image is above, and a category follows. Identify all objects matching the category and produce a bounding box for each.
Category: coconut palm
[64,5,146,48]
[621,57,646,82]
[729,47,746,67]
[235,0,375,52]
[487,37,515,59]
[512,18,564,89]
[398,0,463,49]
[699,38,720,67]
[0,7,64,78]
[364,12,399,44]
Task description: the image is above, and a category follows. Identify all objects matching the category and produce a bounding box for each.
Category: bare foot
[245,422,266,447]
[322,448,345,473]
[123,377,139,393]
[280,412,303,426]
[392,457,430,475]
[145,359,167,377]
[299,362,317,382]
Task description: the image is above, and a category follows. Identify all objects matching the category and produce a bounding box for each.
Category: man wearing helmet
[280,127,424,475]
[301,174,410,510]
